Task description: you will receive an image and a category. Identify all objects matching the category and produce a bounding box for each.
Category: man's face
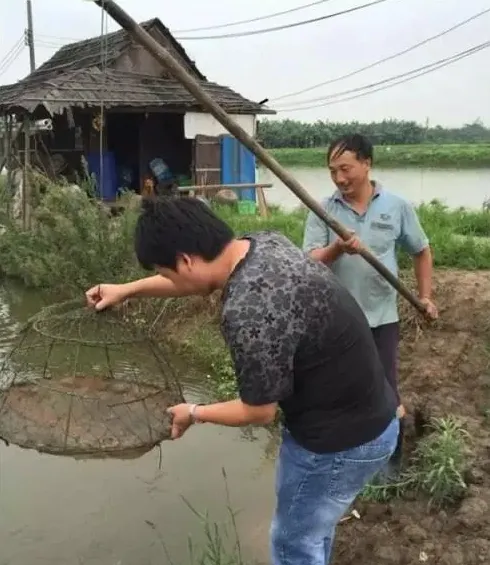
[156,255,216,296]
[328,149,370,198]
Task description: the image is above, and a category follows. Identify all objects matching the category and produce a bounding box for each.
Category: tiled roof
[0,68,273,115]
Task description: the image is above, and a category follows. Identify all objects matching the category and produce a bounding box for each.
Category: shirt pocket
[365,221,397,257]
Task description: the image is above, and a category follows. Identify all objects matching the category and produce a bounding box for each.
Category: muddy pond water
[0,284,274,565]
[259,167,490,210]
[3,165,490,564]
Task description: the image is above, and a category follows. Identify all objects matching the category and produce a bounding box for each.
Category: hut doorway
[106,113,141,193]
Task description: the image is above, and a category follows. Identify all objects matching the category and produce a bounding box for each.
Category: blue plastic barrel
[86,152,118,201]
[220,136,256,201]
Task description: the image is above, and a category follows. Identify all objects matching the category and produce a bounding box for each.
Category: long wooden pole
[93,0,426,315]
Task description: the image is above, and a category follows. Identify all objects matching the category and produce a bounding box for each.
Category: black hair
[134,197,235,270]
[326,133,373,165]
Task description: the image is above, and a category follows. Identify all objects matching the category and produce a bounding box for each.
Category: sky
[0,0,489,127]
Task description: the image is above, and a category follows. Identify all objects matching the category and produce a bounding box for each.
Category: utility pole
[26,0,36,72]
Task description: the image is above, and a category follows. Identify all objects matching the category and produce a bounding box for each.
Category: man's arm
[167,290,302,436]
[413,247,433,300]
[302,202,338,264]
[195,291,302,427]
[123,275,183,298]
[397,200,433,299]
[309,242,343,265]
[193,398,277,426]
[86,275,190,310]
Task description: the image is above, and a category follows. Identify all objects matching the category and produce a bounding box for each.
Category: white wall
[184,112,256,139]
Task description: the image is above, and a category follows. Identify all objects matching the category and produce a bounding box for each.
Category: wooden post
[22,117,31,230]
[2,116,13,218]
[93,0,426,315]
[257,186,269,218]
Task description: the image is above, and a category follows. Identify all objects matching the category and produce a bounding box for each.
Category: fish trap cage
[0,298,184,459]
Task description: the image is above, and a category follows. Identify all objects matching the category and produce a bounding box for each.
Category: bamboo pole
[93,0,427,315]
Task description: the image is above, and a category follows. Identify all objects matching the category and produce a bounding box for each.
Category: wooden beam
[93,0,427,315]
[177,182,273,192]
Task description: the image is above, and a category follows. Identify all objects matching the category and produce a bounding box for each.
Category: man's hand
[85,283,130,311]
[167,403,193,440]
[420,297,438,320]
[334,231,362,255]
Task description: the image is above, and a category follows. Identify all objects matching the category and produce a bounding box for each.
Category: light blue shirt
[302,182,429,328]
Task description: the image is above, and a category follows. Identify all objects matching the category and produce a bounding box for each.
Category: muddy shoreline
[165,270,490,565]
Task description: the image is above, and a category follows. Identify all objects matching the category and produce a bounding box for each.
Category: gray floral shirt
[220,231,396,453]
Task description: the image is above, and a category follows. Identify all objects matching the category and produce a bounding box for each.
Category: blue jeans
[270,417,399,565]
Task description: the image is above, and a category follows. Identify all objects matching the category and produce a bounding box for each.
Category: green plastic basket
[237,200,257,215]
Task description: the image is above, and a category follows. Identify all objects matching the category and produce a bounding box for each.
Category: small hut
[0,18,274,215]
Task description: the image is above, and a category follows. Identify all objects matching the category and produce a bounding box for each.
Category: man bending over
[86,197,399,565]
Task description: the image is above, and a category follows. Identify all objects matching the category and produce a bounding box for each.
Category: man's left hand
[420,297,438,320]
[167,403,193,440]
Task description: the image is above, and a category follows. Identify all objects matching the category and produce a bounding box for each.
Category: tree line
[256,118,490,148]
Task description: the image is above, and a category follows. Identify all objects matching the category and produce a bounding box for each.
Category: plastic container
[237,200,257,215]
[149,158,173,183]
[86,152,118,201]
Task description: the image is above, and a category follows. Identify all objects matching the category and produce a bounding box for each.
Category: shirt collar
[333,180,382,203]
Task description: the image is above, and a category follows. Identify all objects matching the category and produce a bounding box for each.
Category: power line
[274,39,490,108]
[271,6,490,101]
[29,0,393,45]
[0,46,25,76]
[35,39,64,49]
[276,40,490,112]
[175,0,395,40]
[173,0,336,33]
[0,42,25,77]
[36,33,82,43]
[0,37,25,69]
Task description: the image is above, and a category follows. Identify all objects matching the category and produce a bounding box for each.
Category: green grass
[361,417,469,508]
[146,468,250,565]
[268,144,490,169]
[216,200,490,270]
[3,180,490,295]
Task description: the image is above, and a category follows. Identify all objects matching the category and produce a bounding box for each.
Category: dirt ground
[333,270,490,565]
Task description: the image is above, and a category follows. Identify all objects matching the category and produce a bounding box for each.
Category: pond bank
[266,144,490,169]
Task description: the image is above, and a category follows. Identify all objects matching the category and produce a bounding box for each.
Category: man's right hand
[334,231,362,255]
[85,283,129,311]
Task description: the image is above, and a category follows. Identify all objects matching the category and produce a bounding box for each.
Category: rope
[98,2,109,202]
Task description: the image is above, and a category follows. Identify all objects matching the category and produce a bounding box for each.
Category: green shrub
[0,182,143,295]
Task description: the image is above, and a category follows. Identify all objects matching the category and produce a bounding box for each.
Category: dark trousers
[371,322,404,467]
[371,322,400,405]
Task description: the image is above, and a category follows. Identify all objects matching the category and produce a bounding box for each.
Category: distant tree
[256,119,490,148]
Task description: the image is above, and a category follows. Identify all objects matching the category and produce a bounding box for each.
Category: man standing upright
[303,133,438,478]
